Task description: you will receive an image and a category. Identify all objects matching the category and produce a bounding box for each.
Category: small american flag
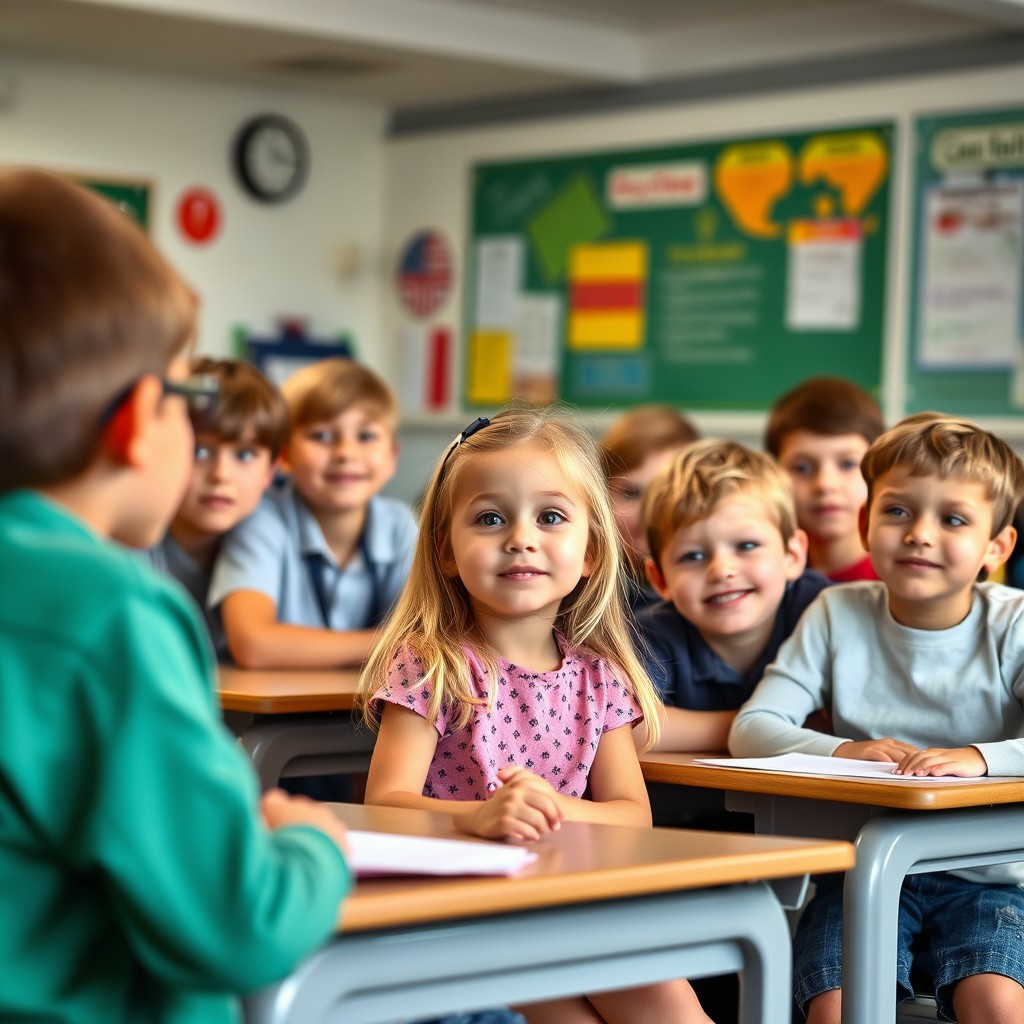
[397,230,452,318]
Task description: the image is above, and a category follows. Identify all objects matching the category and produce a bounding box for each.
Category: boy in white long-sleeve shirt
[730,412,1024,1024]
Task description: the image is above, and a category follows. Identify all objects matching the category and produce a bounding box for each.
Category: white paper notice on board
[474,236,523,330]
[919,180,1023,369]
[786,219,862,331]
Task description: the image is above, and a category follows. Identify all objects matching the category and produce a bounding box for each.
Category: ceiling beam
[887,0,1024,26]
[64,0,647,81]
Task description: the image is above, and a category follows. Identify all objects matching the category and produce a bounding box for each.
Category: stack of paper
[347,830,538,877]
[696,753,979,783]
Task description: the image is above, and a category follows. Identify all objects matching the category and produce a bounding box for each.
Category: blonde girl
[358,407,711,1024]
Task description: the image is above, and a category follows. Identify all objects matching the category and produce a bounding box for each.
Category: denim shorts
[793,872,1024,1021]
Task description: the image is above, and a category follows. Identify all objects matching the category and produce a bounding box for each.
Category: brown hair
[281,358,397,432]
[765,376,884,457]
[862,413,1024,536]
[357,405,664,748]
[599,404,700,479]
[643,438,799,566]
[0,169,196,491]
[191,357,288,457]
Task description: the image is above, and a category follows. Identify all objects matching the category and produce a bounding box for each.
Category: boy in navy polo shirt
[633,439,829,752]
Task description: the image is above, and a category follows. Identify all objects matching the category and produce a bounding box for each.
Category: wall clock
[232,114,309,203]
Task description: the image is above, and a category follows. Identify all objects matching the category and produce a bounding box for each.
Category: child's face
[173,429,275,539]
[440,444,593,630]
[863,466,1014,629]
[283,405,397,517]
[776,431,869,545]
[608,447,682,558]
[645,491,805,665]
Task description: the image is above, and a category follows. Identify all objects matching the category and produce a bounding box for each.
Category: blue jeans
[793,872,1024,1021]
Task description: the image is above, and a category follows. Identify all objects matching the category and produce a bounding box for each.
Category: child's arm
[221,590,376,668]
[567,723,652,827]
[261,788,350,852]
[365,703,564,842]
[634,704,735,752]
[728,598,847,758]
[729,602,918,761]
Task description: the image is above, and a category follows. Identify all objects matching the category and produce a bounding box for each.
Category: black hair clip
[439,416,490,476]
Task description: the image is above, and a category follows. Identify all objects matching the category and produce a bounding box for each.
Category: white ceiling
[0,0,1020,113]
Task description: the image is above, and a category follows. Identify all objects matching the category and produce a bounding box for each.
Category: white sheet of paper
[695,753,987,784]
[347,830,538,877]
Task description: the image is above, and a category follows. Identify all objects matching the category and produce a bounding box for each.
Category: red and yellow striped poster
[567,241,647,350]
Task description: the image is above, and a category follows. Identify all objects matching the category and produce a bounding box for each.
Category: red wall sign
[176,187,221,244]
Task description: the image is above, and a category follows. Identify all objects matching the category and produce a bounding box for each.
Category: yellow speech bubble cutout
[714,141,793,239]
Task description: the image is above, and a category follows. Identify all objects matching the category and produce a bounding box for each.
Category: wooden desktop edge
[329,803,854,932]
[218,666,361,714]
[640,751,1024,810]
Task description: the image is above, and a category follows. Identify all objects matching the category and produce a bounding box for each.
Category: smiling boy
[210,358,417,669]
[633,439,829,751]
[730,413,1024,1024]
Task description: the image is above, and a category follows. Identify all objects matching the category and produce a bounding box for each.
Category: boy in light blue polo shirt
[209,357,417,668]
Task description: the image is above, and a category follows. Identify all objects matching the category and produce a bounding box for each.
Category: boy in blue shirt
[148,356,286,660]
[210,357,417,668]
[634,439,829,752]
[731,413,1024,1023]
[0,168,350,1022]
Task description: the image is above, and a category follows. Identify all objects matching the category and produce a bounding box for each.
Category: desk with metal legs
[219,667,371,790]
[244,803,855,1024]
[641,752,1024,1024]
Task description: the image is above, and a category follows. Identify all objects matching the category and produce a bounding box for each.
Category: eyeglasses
[99,373,221,432]
[161,375,221,431]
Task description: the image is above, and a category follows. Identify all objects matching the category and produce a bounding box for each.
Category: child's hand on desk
[261,788,350,855]
[468,765,564,843]
[834,738,918,762]
[893,745,988,778]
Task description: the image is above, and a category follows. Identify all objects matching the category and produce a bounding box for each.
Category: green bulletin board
[80,177,151,232]
[464,123,892,411]
[907,107,1024,417]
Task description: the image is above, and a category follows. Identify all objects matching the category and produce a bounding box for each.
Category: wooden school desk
[244,802,854,1024]
[640,752,1024,1024]
[218,667,372,790]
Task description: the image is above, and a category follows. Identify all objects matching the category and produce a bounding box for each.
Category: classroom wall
[383,61,1024,506]
[1,52,390,378]
[4,51,1022,507]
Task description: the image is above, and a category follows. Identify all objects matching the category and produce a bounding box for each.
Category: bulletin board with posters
[464,122,892,411]
[906,107,1024,418]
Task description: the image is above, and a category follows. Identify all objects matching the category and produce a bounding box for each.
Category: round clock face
[232,114,309,203]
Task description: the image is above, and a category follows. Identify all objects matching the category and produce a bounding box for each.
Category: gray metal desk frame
[245,883,793,1024]
[229,712,375,792]
[730,792,1024,1024]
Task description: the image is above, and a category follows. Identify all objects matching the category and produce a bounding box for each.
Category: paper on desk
[696,753,978,783]
[347,830,538,877]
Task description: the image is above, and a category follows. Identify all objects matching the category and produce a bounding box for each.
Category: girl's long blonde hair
[357,405,663,749]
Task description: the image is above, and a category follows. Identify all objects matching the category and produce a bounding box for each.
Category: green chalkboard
[80,177,151,232]
[907,107,1024,418]
[464,123,892,411]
